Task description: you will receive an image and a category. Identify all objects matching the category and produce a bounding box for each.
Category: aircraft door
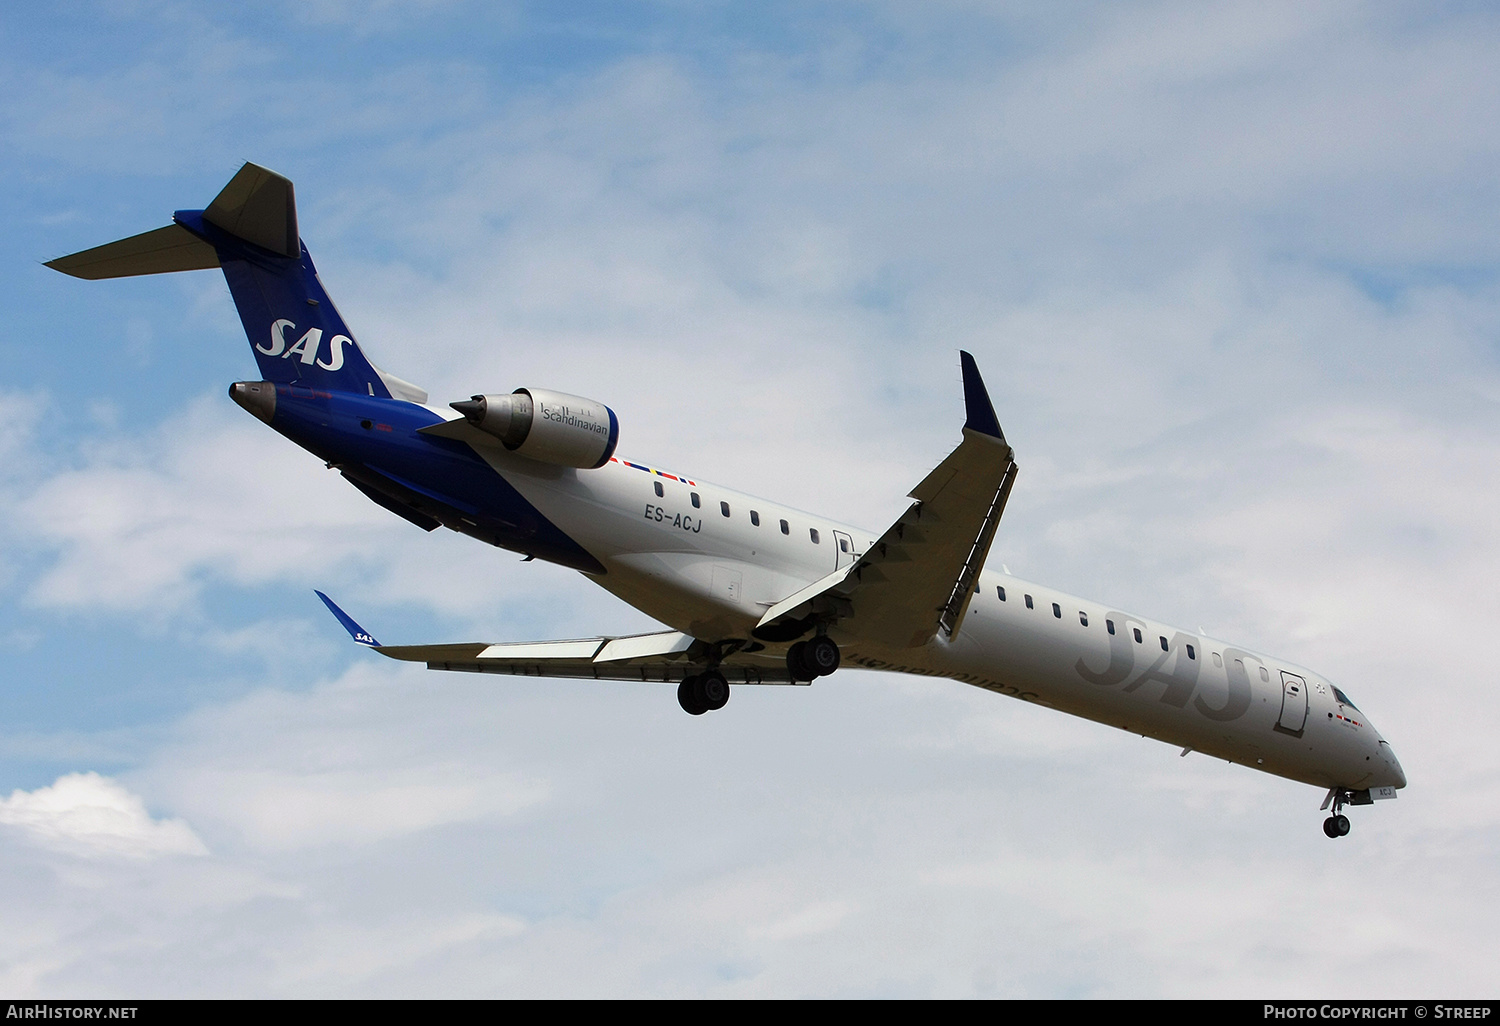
[1276,671,1308,736]
[833,531,855,570]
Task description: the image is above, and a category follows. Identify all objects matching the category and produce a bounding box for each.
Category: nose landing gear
[1320,788,1357,838]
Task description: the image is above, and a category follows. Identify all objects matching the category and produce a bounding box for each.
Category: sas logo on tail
[258,319,352,371]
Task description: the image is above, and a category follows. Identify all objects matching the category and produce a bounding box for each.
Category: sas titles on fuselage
[1075,613,1253,723]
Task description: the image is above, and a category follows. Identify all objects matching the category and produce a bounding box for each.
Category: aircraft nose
[1380,740,1407,789]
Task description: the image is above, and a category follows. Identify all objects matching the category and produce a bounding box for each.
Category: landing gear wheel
[677,676,709,716]
[700,671,730,711]
[787,637,841,681]
[805,635,841,676]
[786,641,812,681]
[1322,790,1355,838]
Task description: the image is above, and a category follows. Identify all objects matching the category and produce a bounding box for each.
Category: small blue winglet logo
[314,590,381,648]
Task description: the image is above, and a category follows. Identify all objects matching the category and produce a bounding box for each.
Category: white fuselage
[459,433,1405,795]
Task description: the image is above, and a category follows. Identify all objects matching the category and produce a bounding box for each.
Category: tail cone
[229,380,276,424]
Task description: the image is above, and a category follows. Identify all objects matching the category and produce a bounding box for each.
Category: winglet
[960,351,1005,443]
[315,590,380,647]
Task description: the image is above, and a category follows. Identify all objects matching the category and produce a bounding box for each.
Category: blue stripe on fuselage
[266,385,604,574]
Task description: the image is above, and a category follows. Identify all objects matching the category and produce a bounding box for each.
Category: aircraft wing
[315,592,796,684]
[756,351,1018,648]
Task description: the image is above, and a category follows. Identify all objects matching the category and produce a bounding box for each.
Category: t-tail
[45,162,426,403]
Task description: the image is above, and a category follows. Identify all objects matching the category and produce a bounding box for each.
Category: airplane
[46,162,1406,839]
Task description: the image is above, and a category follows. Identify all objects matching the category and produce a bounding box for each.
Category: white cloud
[0,772,206,859]
[0,390,47,479]
[16,415,376,613]
[140,665,552,852]
[194,768,549,852]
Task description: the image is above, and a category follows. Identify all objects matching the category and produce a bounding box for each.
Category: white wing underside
[374,630,801,684]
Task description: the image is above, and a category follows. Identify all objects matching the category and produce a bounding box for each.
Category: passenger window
[721,501,730,517]
[839,537,849,552]
[1187,644,1196,660]
[1260,666,1270,682]
[810,528,820,544]
[1159,636,1168,652]
[751,511,760,527]
[1133,628,1143,644]
[691,492,701,508]
[1213,652,1223,668]
[654,481,664,498]
[1025,595,1034,609]
[1106,619,1115,635]
[1079,612,1089,627]
[997,586,1006,601]
[1052,602,1061,619]
[780,519,790,535]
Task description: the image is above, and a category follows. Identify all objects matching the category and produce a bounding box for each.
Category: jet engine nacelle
[451,388,619,469]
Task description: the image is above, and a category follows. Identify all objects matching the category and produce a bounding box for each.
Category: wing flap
[477,639,605,661]
[595,632,695,662]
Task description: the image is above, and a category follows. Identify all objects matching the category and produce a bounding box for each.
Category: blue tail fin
[47,163,426,402]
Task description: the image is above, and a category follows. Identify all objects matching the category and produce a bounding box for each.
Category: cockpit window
[1332,686,1361,712]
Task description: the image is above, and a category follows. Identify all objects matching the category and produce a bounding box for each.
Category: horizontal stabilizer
[45,224,219,280]
[49,161,424,403]
[44,163,297,278]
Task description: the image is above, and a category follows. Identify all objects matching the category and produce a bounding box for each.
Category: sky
[0,0,1497,998]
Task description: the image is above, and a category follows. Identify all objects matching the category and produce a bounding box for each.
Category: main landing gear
[786,635,840,682]
[677,671,730,716]
[676,635,842,716]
